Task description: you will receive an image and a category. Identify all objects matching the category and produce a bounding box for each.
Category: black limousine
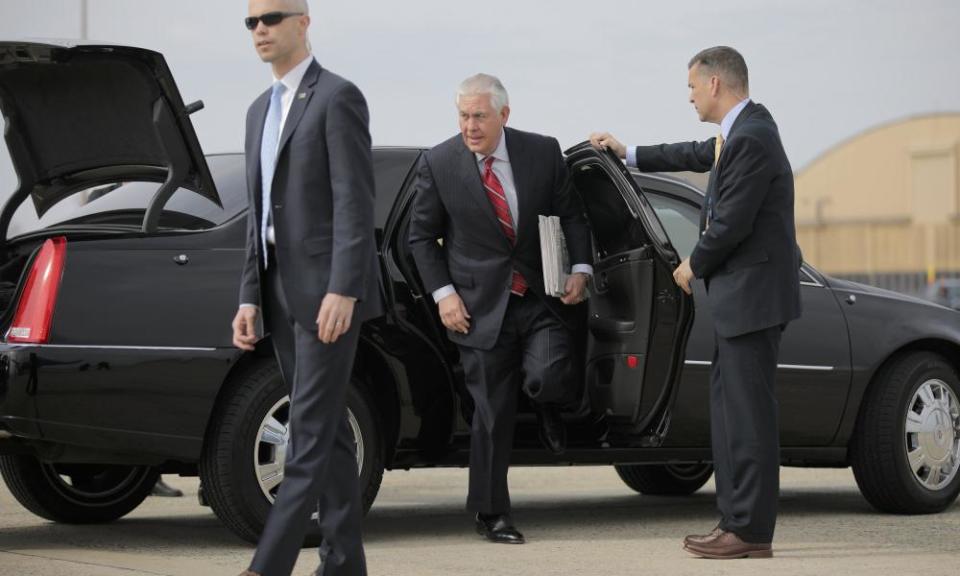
[1,42,958,543]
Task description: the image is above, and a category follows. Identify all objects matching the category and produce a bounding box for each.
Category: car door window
[643,191,700,260]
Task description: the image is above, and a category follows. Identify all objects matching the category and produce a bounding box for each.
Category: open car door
[565,142,694,445]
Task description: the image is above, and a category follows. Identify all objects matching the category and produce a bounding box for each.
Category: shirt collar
[273,54,315,94]
[475,129,510,165]
[720,98,751,140]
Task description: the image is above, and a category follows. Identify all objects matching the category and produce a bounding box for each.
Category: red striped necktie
[483,156,527,296]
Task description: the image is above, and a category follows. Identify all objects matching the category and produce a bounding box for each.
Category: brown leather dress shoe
[683,530,772,559]
[683,524,722,546]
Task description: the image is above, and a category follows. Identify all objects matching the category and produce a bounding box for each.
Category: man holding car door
[591,45,802,559]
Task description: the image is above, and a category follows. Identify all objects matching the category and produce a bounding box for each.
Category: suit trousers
[459,293,575,514]
[711,324,783,544]
[250,261,367,576]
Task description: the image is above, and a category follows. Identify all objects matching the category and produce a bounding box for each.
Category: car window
[6,155,246,238]
[572,166,649,257]
[643,190,700,260]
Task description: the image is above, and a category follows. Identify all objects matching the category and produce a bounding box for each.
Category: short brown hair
[689,46,749,94]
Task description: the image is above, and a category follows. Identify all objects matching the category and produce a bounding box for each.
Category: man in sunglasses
[232,1,379,575]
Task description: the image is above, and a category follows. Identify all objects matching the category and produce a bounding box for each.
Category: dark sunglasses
[244,11,303,30]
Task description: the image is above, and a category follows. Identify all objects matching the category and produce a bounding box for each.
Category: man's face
[688,64,717,123]
[248,0,307,64]
[458,94,509,156]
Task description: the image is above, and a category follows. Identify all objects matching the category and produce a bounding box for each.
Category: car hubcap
[904,379,960,491]
[255,395,364,503]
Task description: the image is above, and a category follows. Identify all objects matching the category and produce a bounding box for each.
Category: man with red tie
[409,73,592,544]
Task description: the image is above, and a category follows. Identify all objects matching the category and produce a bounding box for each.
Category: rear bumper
[0,343,236,464]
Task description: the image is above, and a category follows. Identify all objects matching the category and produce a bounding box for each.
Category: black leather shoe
[151,478,183,498]
[535,405,566,454]
[475,513,525,544]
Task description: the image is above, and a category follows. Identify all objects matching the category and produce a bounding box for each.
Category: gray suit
[240,59,380,576]
[409,128,592,514]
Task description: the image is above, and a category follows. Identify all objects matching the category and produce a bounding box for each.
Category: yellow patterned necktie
[706,133,724,230]
[714,133,724,166]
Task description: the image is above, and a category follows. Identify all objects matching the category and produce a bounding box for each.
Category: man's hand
[438,292,471,334]
[673,258,695,295]
[232,306,259,351]
[588,132,627,159]
[316,293,356,344]
[560,272,589,305]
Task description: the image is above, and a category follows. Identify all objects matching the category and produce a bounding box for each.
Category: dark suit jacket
[634,102,801,338]
[408,127,592,350]
[239,60,382,328]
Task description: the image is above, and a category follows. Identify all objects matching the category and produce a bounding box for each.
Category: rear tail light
[6,237,67,344]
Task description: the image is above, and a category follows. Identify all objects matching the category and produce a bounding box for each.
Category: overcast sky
[1,0,959,200]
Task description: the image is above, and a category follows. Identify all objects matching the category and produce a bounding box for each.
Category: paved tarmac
[0,466,957,575]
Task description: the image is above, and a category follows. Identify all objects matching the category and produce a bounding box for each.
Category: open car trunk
[566,143,694,445]
[0,41,218,245]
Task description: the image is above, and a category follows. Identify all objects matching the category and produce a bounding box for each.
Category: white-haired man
[409,73,593,543]
[232,0,379,574]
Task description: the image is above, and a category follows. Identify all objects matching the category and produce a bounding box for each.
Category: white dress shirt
[432,129,593,303]
[264,54,315,245]
[625,98,751,168]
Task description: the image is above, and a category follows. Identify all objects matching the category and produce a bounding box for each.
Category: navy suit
[634,102,801,542]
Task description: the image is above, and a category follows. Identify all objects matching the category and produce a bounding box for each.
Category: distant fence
[797,221,960,296]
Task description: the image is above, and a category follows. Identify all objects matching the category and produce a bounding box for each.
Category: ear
[500,105,510,125]
[710,75,721,98]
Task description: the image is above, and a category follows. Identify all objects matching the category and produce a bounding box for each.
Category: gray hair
[456,73,509,113]
[688,46,749,95]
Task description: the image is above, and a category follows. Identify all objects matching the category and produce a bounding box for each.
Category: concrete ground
[0,466,957,576]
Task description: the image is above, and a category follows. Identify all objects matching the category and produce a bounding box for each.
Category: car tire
[200,360,384,544]
[0,456,159,523]
[851,351,960,514]
[614,462,713,495]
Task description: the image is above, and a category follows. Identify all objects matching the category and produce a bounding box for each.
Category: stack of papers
[539,215,571,298]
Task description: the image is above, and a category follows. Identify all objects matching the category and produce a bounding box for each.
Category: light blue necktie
[260,81,286,267]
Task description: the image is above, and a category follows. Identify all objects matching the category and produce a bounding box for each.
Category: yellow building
[795,113,960,294]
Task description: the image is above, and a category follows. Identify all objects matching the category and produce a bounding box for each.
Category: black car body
[1,42,959,542]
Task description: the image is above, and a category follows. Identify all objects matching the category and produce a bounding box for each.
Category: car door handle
[173,254,189,265]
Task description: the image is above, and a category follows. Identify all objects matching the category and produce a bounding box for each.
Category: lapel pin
[298,92,307,99]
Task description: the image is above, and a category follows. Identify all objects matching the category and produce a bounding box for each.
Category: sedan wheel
[254,397,366,503]
[904,378,960,491]
[614,462,713,496]
[200,360,383,544]
[851,351,960,513]
[0,456,159,523]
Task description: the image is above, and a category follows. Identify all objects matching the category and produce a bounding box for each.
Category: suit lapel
[459,142,510,246]
[504,128,533,246]
[275,60,321,161]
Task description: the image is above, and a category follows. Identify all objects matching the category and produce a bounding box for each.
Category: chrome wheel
[904,378,960,491]
[254,395,364,503]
